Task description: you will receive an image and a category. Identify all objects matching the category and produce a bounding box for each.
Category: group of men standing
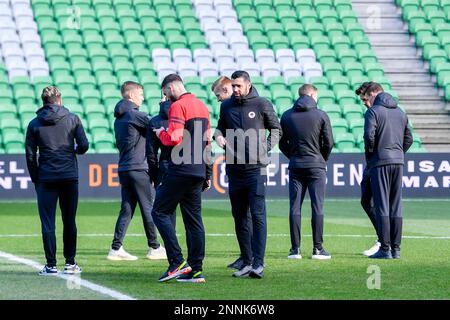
[25,70,412,281]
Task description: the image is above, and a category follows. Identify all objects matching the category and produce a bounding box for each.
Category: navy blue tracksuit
[364,92,413,252]
[360,166,380,241]
[215,87,282,268]
[112,99,160,250]
[25,104,89,267]
[151,93,211,272]
[279,95,333,251]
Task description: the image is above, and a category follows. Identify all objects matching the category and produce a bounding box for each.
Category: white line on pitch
[0,233,449,239]
[0,250,136,300]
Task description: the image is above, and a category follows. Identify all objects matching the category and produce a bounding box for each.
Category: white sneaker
[107,246,138,261]
[363,241,381,257]
[287,248,302,259]
[146,246,167,260]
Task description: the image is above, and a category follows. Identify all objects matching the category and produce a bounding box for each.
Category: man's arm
[262,100,282,151]
[278,115,291,158]
[74,116,89,155]
[146,120,160,184]
[158,103,185,146]
[364,108,377,155]
[320,113,334,161]
[25,122,38,183]
[403,116,413,153]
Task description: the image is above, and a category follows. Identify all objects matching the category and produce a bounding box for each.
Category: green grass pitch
[0,199,449,300]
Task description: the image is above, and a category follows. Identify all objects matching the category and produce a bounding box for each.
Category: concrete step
[358,17,405,30]
[422,144,450,152]
[380,59,425,70]
[385,73,432,82]
[394,87,441,98]
[372,45,418,56]
[409,115,450,124]
[365,33,412,44]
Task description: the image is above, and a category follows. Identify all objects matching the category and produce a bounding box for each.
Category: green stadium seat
[317,90,336,106]
[335,132,355,149]
[320,104,342,119]
[343,104,363,120]
[331,118,349,134]
[310,76,329,90]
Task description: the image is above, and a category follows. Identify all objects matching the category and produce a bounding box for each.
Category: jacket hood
[114,99,138,118]
[293,95,317,112]
[159,101,171,119]
[373,92,398,109]
[36,104,69,125]
[232,86,259,104]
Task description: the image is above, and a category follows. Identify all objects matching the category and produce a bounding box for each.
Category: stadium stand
[0,0,434,154]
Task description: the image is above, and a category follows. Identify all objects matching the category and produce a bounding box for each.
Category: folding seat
[296,49,317,66]
[223,22,243,39]
[173,48,193,65]
[336,90,357,106]
[213,48,235,65]
[0,17,15,31]
[261,62,281,83]
[331,118,349,135]
[229,35,249,52]
[214,0,233,11]
[199,62,219,81]
[343,61,364,78]
[197,8,218,27]
[1,31,21,46]
[255,49,275,65]
[208,34,229,51]
[194,0,214,11]
[234,48,255,65]
[303,63,323,82]
[0,104,19,121]
[276,49,296,68]
[282,63,302,82]
[178,61,199,78]
[219,61,239,77]
[12,3,34,18]
[335,132,355,150]
[320,104,341,119]
[155,60,177,74]
[239,61,260,77]
[267,76,287,91]
[343,104,363,120]
[152,48,172,65]
[193,49,214,65]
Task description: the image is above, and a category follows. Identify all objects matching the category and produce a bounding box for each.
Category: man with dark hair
[363,83,413,259]
[279,84,334,260]
[26,86,89,275]
[211,76,251,270]
[215,70,282,279]
[152,74,212,283]
[107,81,166,261]
[354,82,381,256]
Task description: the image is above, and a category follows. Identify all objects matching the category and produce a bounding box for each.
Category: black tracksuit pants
[228,171,266,268]
[35,180,79,267]
[151,174,205,272]
[112,170,160,250]
[288,168,326,251]
[370,164,403,252]
[360,169,380,242]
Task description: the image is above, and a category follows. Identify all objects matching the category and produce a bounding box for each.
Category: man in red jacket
[152,74,212,283]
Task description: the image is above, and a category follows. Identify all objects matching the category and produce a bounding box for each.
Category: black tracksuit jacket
[25,104,89,183]
[279,95,333,169]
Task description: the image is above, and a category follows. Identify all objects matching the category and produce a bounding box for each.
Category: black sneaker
[312,248,331,260]
[39,265,58,276]
[249,265,264,279]
[287,248,302,259]
[158,261,192,282]
[227,257,245,270]
[369,249,393,259]
[391,249,400,259]
[176,270,206,283]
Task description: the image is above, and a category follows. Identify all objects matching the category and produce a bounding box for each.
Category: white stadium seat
[193,48,214,65]
[256,49,275,65]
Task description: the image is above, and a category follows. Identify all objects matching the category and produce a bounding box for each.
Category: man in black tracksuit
[108,81,164,261]
[152,74,212,283]
[363,83,413,259]
[25,86,89,275]
[215,71,282,279]
[355,82,381,256]
[279,84,334,260]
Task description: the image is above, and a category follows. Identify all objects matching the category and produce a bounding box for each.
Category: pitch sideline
[0,250,136,300]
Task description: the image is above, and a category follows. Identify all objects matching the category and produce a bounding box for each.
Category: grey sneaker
[249,265,264,279]
[232,265,252,278]
[391,249,400,259]
[63,263,82,274]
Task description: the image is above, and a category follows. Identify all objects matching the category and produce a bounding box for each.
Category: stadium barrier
[0,153,448,199]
